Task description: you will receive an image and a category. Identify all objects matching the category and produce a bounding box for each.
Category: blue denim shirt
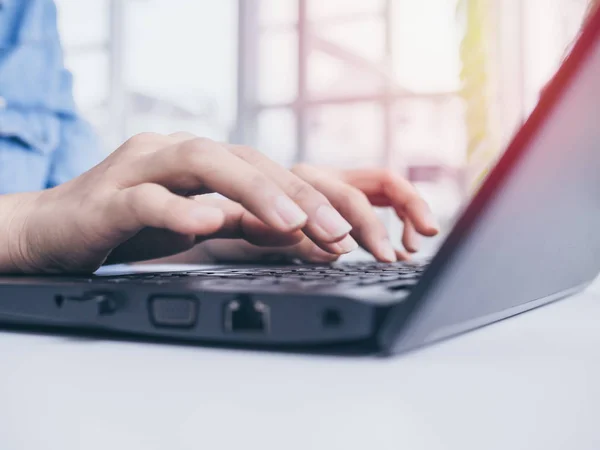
[0,0,102,194]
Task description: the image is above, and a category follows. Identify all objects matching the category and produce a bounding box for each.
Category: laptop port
[224,295,270,333]
[322,308,343,328]
[149,295,198,329]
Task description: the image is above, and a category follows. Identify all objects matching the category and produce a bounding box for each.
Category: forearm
[0,192,40,273]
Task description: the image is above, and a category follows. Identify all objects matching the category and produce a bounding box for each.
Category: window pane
[126,94,225,139]
[392,0,461,93]
[257,109,297,167]
[392,96,466,168]
[308,19,386,98]
[311,18,386,63]
[258,30,299,104]
[305,103,384,168]
[308,0,385,21]
[259,0,298,27]
[64,52,109,110]
[523,0,589,113]
[391,96,466,231]
[124,0,238,140]
[55,0,109,48]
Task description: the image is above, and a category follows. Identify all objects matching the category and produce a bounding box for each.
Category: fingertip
[395,249,412,262]
[418,210,440,237]
[402,220,420,253]
[374,238,397,263]
[405,202,440,237]
[273,196,309,232]
[306,245,340,263]
[330,235,359,254]
[419,222,440,237]
[247,229,306,247]
[403,237,419,254]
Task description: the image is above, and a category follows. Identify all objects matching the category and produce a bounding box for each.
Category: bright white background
[53,0,591,233]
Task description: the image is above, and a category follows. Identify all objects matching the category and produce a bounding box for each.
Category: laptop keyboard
[102,260,429,290]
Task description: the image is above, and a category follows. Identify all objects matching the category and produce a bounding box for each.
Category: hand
[185,163,440,264]
[3,132,437,274]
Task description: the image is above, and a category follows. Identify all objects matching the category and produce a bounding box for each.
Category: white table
[1,277,600,450]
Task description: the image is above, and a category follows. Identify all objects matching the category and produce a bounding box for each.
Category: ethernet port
[224,295,270,333]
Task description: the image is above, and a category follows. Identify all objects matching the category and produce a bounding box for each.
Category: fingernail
[406,233,420,253]
[309,246,338,263]
[378,238,397,262]
[315,205,352,239]
[395,249,412,262]
[275,196,308,229]
[332,235,359,254]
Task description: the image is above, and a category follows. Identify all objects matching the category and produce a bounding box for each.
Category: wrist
[0,191,44,273]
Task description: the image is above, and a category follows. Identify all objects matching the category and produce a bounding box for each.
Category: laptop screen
[384,5,600,352]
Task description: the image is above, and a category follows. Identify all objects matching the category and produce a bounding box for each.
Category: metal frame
[296,0,309,161]
[233,0,260,145]
[382,0,394,168]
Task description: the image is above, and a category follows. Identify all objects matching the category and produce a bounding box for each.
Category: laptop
[1,8,600,356]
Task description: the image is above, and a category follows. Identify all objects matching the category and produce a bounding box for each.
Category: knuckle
[287,180,323,204]
[127,183,155,205]
[190,136,214,147]
[249,173,273,192]
[381,169,399,186]
[118,132,166,160]
[126,132,163,147]
[231,145,263,164]
[176,137,215,164]
[339,186,369,207]
[404,194,426,210]
[291,163,314,175]
[170,131,196,139]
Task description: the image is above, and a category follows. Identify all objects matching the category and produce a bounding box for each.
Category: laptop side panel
[378,9,600,354]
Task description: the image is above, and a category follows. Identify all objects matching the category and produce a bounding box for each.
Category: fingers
[276,238,342,263]
[292,164,397,262]
[192,196,304,247]
[195,196,358,258]
[340,169,439,237]
[169,131,197,141]
[395,248,412,262]
[202,236,341,264]
[129,138,310,234]
[108,183,225,239]
[228,145,353,245]
[110,133,435,263]
[118,135,353,251]
[401,218,420,254]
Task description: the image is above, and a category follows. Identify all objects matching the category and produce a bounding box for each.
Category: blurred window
[523,0,590,114]
[123,0,238,141]
[257,108,297,168]
[244,0,464,224]
[56,0,238,149]
[305,103,385,168]
[55,0,110,138]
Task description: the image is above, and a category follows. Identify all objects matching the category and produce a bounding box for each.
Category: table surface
[1,273,599,450]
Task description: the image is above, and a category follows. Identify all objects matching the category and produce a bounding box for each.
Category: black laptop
[1,8,599,356]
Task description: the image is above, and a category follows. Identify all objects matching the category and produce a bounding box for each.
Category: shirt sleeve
[45,112,105,188]
[0,0,105,191]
